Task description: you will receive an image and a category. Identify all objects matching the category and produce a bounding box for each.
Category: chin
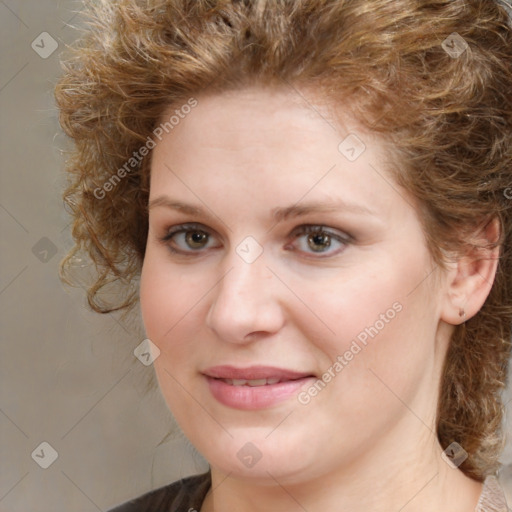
[193,429,318,482]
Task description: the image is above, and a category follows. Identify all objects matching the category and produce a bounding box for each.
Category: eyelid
[289,224,353,241]
[160,222,352,240]
[160,222,211,241]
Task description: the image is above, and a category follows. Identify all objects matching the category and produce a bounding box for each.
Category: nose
[205,249,286,344]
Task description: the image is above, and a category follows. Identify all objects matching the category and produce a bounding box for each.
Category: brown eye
[307,231,332,252]
[160,223,217,254]
[185,230,209,249]
[288,225,351,257]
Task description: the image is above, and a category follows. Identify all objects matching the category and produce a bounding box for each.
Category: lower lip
[205,376,315,410]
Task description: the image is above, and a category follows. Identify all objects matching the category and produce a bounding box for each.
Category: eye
[286,225,351,257]
[158,223,351,257]
[158,222,218,254]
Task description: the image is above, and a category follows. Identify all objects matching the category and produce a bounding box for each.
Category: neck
[201,429,483,512]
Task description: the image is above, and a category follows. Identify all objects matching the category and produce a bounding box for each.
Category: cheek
[140,256,170,340]
[302,253,437,377]
[140,252,196,339]
[308,269,438,429]
[139,252,212,379]
[139,256,198,411]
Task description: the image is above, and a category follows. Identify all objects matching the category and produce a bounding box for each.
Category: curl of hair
[55,0,512,480]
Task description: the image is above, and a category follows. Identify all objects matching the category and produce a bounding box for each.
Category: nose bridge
[216,247,269,312]
[206,242,283,341]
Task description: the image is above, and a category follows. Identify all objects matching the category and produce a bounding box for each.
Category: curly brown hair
[55,0,512,481]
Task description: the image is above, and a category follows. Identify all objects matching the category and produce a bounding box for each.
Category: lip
[203,365,314,380]
[202,365,316,410]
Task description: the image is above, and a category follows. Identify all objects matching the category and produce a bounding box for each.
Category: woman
[55,0,512,510]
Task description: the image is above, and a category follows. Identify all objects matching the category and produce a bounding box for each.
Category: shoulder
[106,471,211,512]
[475,475,510,512]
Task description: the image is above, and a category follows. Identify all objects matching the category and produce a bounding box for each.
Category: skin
[139,86,499,511]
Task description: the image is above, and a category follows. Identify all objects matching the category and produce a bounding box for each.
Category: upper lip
[202,365,315,380]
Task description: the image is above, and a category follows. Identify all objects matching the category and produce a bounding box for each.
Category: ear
[440,216,501,325]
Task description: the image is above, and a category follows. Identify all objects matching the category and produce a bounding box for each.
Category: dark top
[106,472,508,511]
[107,471,211,512]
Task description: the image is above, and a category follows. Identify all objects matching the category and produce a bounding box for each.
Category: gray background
[0,1,510,510]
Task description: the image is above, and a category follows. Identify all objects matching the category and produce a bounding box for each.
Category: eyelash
[158,222,352,258]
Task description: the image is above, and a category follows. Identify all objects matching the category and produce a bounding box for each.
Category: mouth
[202,365,317,410]
[202,365,315,381]
[218,377,286,386]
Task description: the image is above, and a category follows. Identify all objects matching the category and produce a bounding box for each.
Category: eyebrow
[148,196,377,222]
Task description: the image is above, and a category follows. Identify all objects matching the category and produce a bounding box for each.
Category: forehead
[148,86,414,225]
[151,86,368,177]
[157,86,342,152]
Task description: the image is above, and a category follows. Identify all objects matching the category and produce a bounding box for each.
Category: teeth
[223,378,281,386]
[247,379,268,387]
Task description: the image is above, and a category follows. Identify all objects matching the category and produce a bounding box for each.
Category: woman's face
[140,86,451,483]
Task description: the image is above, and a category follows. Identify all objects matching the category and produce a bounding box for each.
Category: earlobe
[440,216,501,326]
